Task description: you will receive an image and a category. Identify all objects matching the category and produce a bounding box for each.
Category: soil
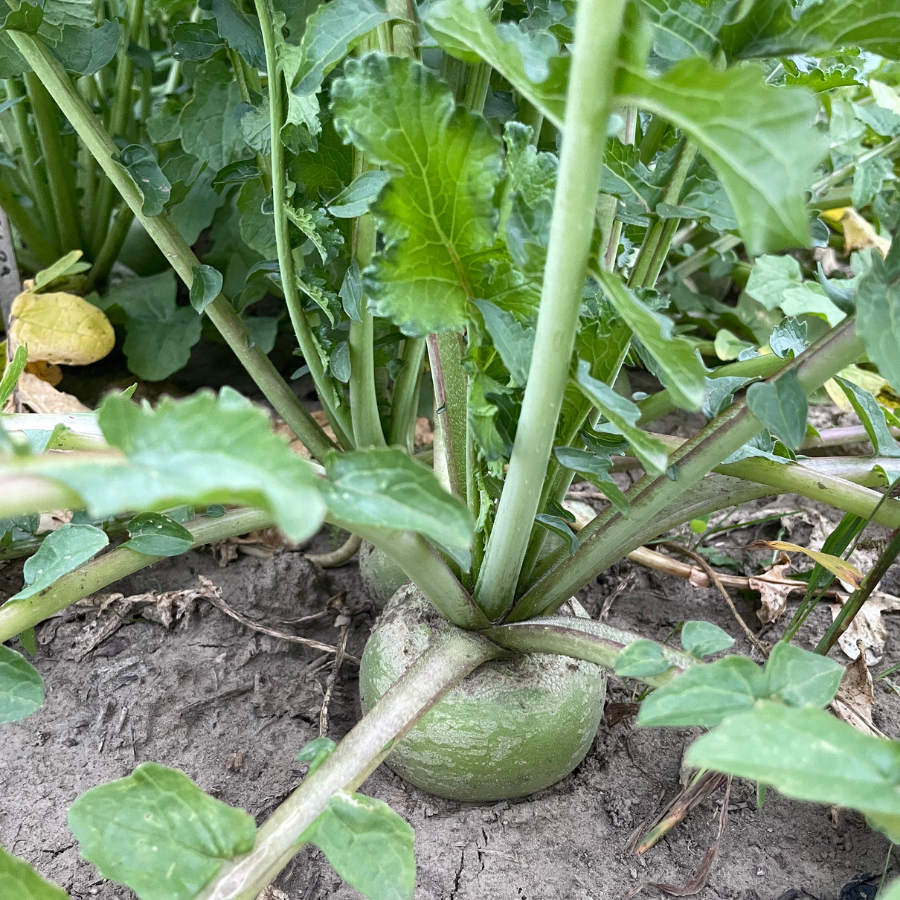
[4,493,900,900]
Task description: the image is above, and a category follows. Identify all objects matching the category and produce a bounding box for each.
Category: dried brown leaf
[16,372,90,414]
[831,643,883,737]
[829,590,900,663]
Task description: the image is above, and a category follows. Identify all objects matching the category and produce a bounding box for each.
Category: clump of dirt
[2,515,899,900]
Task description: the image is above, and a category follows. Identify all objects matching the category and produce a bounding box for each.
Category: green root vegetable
[360,584,606,801]
[359,540,409,606]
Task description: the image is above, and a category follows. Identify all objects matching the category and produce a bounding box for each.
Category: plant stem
[196,627,500,900]
[475,0,629,620]
[254,0,354,451]
[428,332,468,499]
[511,318,865,621]
[9,30,337,462]
[0,178,57,264]
[0,507,274,642]
[387,337,426,451]
[24,73,81,252]
[816,526,900,655]
[87,202,134,285]
[4,76,60,257]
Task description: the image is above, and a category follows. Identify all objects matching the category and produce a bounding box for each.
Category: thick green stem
[255,0,353,450]
[0,507,273,642]
[387,337,426,451]
[196,628,499,900]
[428,332,468,499]
[9,30,336,462]
[24,73,81,251]
[511,318,865,621]
[0,179,57,263]
[4,76,60,256]
[87,202,134,285]
[463,61,491,114]
[475,0,629,619]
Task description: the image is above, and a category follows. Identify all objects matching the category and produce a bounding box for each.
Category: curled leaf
[747,540,862,589]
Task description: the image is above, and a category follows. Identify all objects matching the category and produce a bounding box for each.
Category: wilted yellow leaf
[747,539,863,589]
[821,207,891,257]
[16,372,90,414]
[9,289,115,366]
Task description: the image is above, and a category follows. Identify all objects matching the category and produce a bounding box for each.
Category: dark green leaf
[680,620,734,658]
[764,641,842,709]
[474,300,534,385]
[189,264,224,314]
[0,344,27,407]
[172,20,224,61]
[638,656,765,727]
[301,790,415,900]
[0,845,67,899]
[180,59,245,172]
[10,524,108,601]
[856,243,900,395]
[54,20,119,74]
[0,0,43,34]
[322,448,473,568]
[115,145,171,217]
[834,376,900,460]
[0,644,44,724]
[615,639,672,678]
[330,340,351,383]
[616,60,825,255]
[534,513,579,555]
[339,261,363,322]
[746,369,808,452]
[212,159,259,188]
[327,170,391,218]
[552,446,629,514]
[68,762,256,900]
[199,0,265,69]
[121,512,194,557]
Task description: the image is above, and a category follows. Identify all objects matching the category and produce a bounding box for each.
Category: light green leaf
[283,0,392,96]
[67,762,256,900]
[638,656,765,727]
[0,344,27,407]
[296,736,337,775]
[686,701,900,819]
[534,513,579,555]
[574,360,668,475]
[25,391,326,541]
[763,641,843,709]
[189,264,223,314]
[327,170,391,218]
[595,269,705,411]
[0,644,44,724]
[834,376,900,460]
[636,0,736,61]
[745,255,844,325]
[702,374,755,419]
[0,845,68,899]
[180,59,245,172]
[768,317,807,359]
[856,242,900,395]
[321,448,473,568]
[10,524,109,601]
[332,55,529,336]
[615,639,672,678]
[54,20,119,75]
[37,0,94,43]
[616,60,826,255]
[116,145,172,217]
[121,512,194,557]
[680,620,734,659]
[33,249,90,291]
[330,341,351,383]
[200,0,266,69]
[746,369,808,452]
[301,790,415,900]
[424,0,567,129]
[474,300,533,385]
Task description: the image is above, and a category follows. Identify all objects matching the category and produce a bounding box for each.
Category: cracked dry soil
[2,511,900,900]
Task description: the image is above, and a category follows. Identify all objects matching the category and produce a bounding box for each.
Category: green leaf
[67,762,256,900]
[746,369,808,452]
[769,317,807,359]
[834,376,900,460]
[616,60,826,255]
[301,790,415,900]
[121,512,194,557]
[615,638,672,678]
[853,155,894,210]
[180,59,245,172]
[327,170,391,218]
[330,340,351,383]
[321,448,473,568]
[296,736,337,776]
[701,374,755,419]
[54,20,119,75]
[237,178,277,258]
[856,243,900,395]
[26,391,325,541]
[745,255,844,325]
[10,524,108,601]
[0,644,44,724]
[200,0,266,69]
[638,656,765,727]
[686,702,900,819]
[33,249,90,290]
[534,513,579,555]
[332,55,529,336]
[0,344,27,407]
[0,0,43,33]
[0,845,68,899]
[98,272,202,381]
[552,446,629,514]
[574,360,668,475]
[424,0,567,129]
[595,270,705,411]
[680,620,734,659]
[474,300,534,385]
[636,0,736,62]
[36,0,93,43]
[172,20,224,60]
[283,0,392,96]
[763,641,842,709]
[189,264,224,314]
[116,145,172,217]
